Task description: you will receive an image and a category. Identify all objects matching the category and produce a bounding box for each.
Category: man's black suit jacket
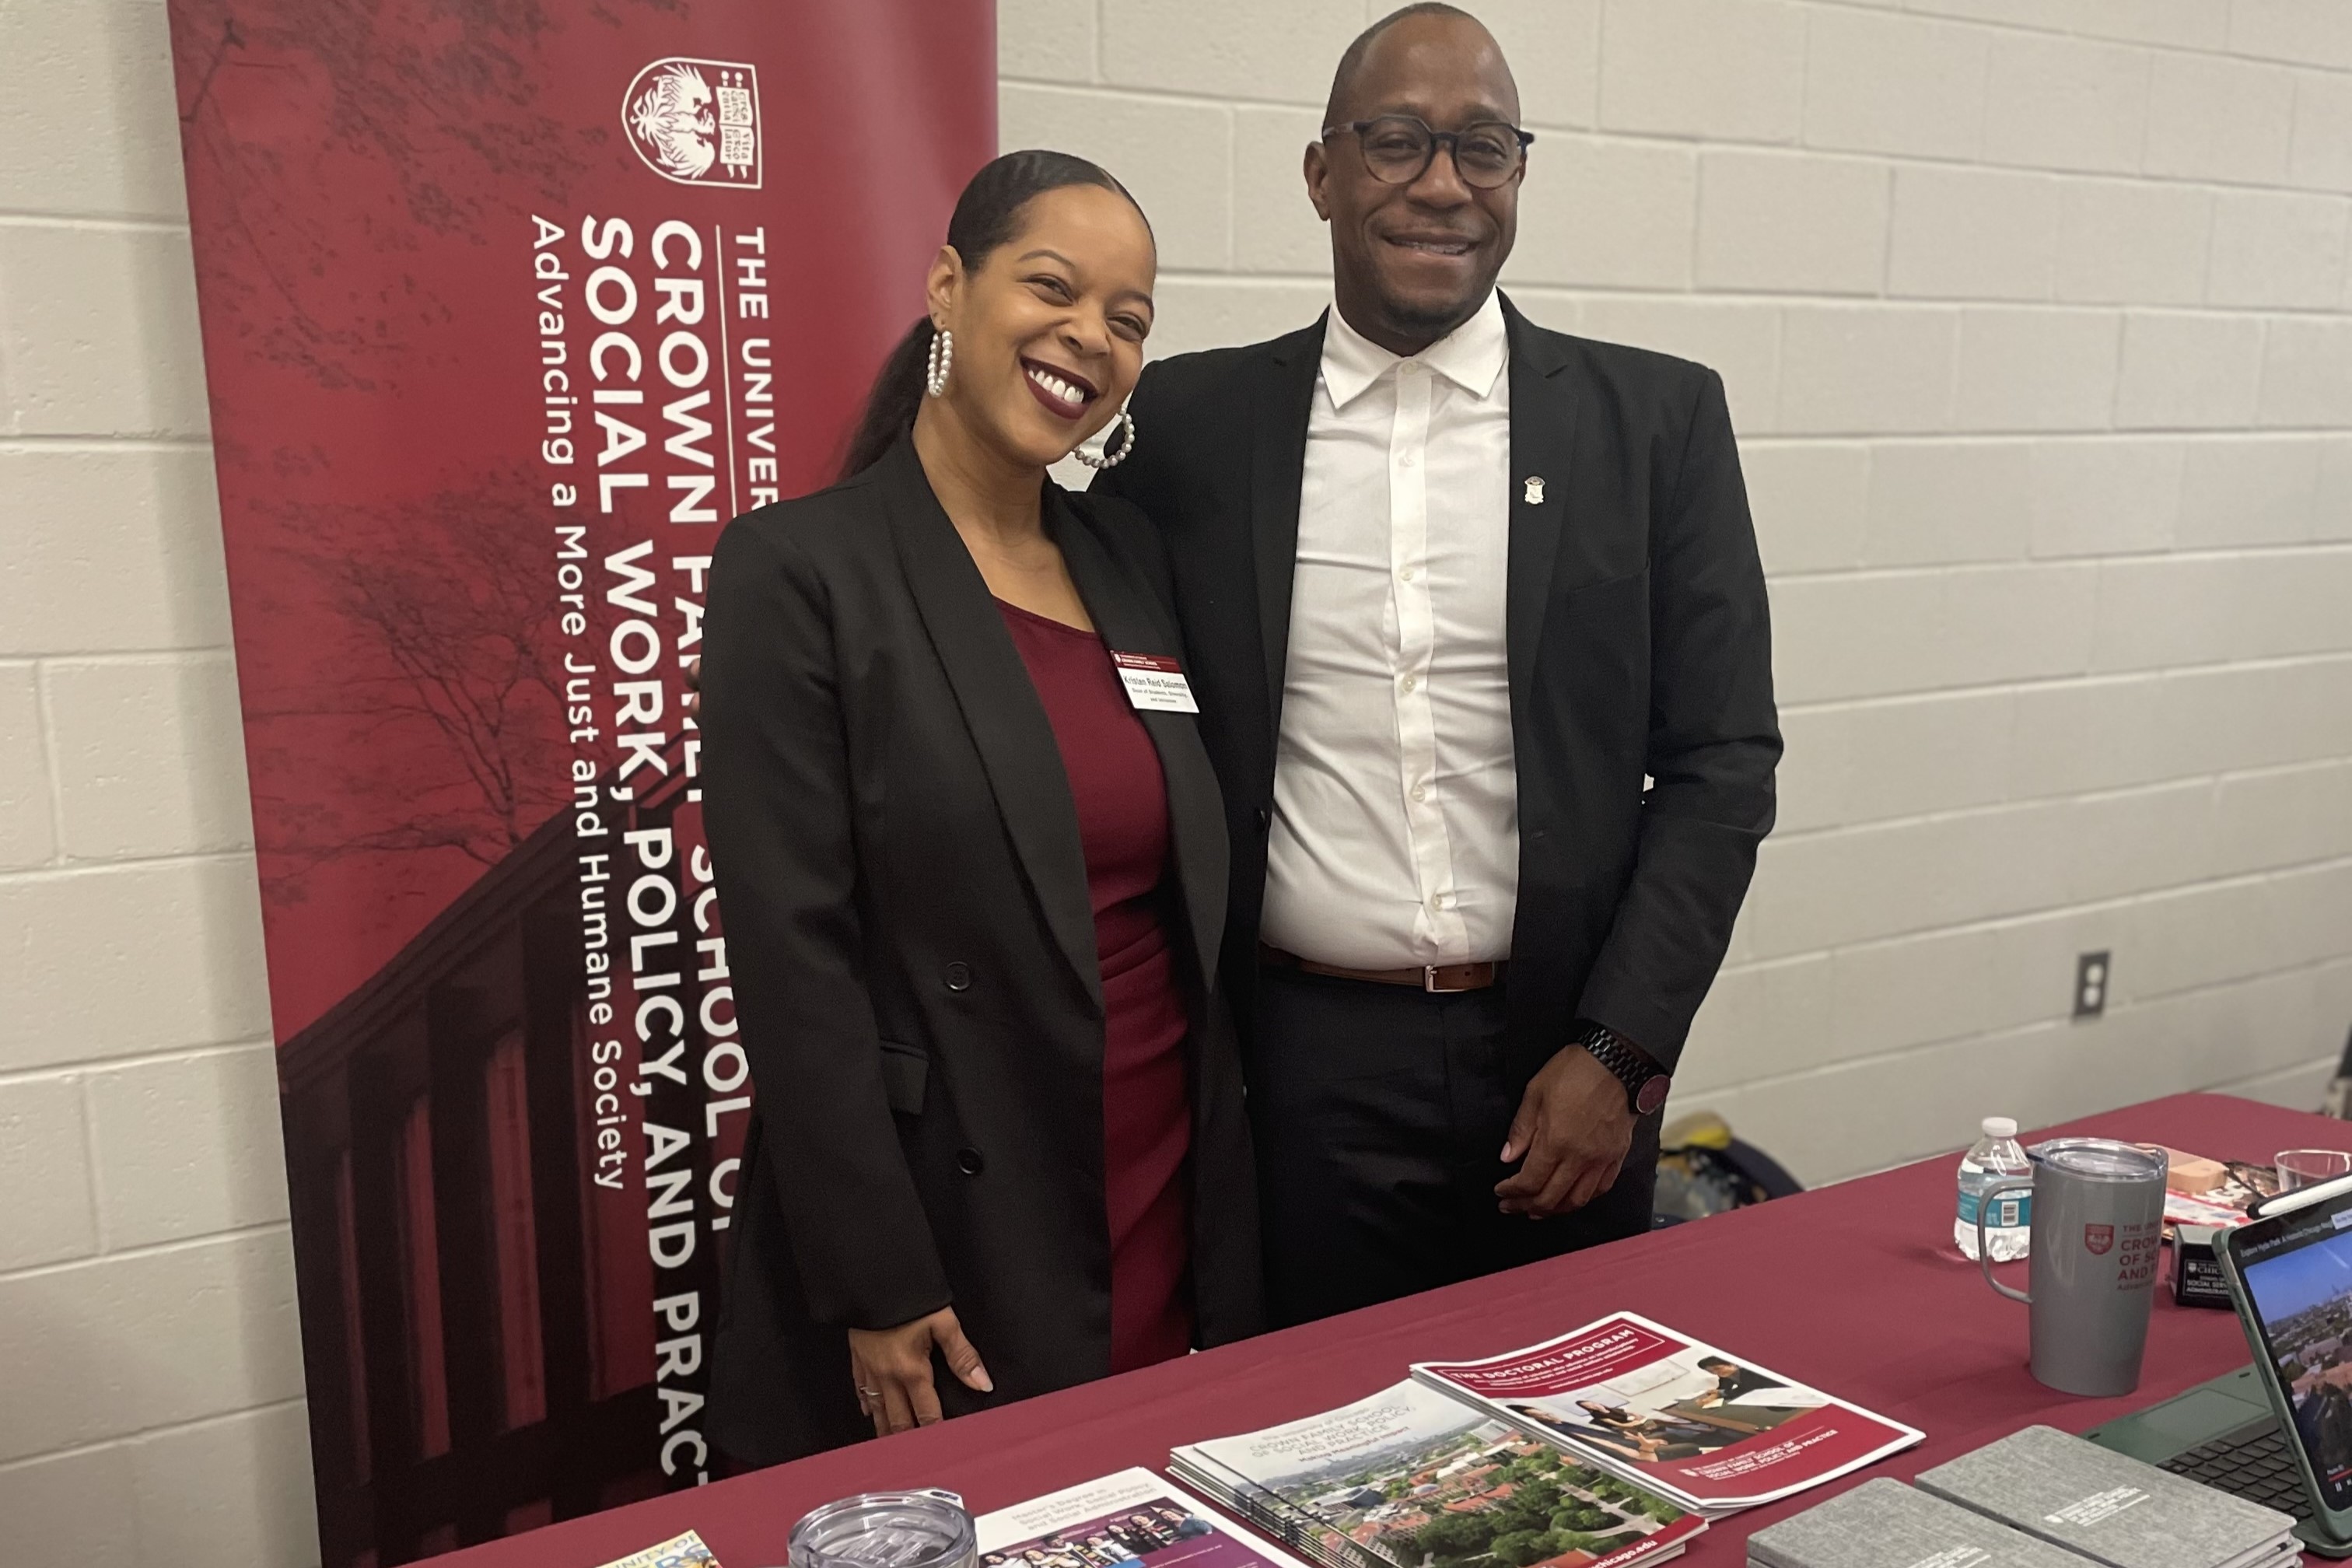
[1095,293,1780,1085]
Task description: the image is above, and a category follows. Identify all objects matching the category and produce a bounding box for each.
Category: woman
[698,149,1262,1465]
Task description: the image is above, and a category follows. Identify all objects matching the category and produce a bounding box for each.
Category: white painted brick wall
[0,2,309,1564]
[7,1,2352,1563]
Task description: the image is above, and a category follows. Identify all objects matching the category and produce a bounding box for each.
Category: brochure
[595,1533,720,1568]
[977,1468,1314,1568]
[1170,1377,1701,1568]
[1409,1311,1922,1514]
[2142,1146,2276,1233]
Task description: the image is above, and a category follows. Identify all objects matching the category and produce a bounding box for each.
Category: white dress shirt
[1258,291,1519,971]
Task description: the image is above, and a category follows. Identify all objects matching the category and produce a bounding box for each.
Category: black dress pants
[1250,964,1661,1328]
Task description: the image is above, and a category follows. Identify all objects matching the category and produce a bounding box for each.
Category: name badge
[1111,651,1199,713]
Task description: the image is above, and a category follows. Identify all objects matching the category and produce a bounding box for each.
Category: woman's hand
[847,1307,993,1437]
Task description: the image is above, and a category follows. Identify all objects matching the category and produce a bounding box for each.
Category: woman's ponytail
[838,317,936,482]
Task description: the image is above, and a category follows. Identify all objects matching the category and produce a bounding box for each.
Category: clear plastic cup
[2276,1149,2352,1192]
[788,1490,977,1568]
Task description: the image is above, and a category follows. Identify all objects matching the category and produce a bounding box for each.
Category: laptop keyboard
[2161,1422,2312,1523]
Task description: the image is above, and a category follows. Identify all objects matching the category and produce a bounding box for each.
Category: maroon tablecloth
[448,1092,2343,1567]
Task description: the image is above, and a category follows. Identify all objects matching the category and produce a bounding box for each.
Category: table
[449,1093,2341,1566]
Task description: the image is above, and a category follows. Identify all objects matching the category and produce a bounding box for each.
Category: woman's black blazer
[698,435,1263,1465]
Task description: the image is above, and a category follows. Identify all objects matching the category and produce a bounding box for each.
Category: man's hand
[683,655,702,720]
[1493,1042,1637,1219]
[847,1306,993,1438]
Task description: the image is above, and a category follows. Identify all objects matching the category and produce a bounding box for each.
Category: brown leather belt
[1260,943,1507,994]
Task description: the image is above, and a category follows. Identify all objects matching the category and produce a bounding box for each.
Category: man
[1094,3,1779,1325]
[1695,1356,1788,1407]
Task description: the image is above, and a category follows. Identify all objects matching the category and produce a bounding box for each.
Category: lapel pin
[1523,475,1545,506]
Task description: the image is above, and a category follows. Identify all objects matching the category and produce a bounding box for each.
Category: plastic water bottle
[1955,1116,2032,1262]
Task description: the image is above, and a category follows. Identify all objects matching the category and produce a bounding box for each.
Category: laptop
[2087,1170,2352,1558]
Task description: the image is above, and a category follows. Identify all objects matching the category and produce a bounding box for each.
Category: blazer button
[943,961,971,992]
[956,1147,985,1176]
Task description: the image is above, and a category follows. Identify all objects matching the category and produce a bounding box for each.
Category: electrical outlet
[2074,950,2111,1020]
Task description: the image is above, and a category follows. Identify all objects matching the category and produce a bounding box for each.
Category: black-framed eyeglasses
[1321,114,1534,189]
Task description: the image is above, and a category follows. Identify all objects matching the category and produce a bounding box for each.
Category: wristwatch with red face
[1578,1022,1671,1116]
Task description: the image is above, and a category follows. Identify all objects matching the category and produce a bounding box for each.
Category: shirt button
[943,961,971,992]
[1401,674,1419,692]
[1400,566,1417,583]
[1433,893,1452,910]
[957,1147,985,1176]
[1399,451,1418,467]
[1411,784,1428,803]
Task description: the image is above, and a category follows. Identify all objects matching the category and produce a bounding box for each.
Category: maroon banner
[165,4,994,1561]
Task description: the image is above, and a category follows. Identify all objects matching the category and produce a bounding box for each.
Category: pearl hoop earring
[925,327,954,397]
[1075,407,1139,471]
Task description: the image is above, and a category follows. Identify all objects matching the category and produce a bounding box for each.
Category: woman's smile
[1021,356,1099,420]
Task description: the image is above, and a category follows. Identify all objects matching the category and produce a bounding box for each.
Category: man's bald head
[1307,2,1524,355]
[1324,3,1519,128]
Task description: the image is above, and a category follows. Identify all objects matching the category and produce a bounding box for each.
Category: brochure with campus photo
[977,1468,1314,1568]
[1409,1312,1923,1514]
[594,1533,720,1568]
[1170,1377,1702,1568]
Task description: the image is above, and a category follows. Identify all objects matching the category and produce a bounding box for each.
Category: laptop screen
[2237,1188,2352,1512]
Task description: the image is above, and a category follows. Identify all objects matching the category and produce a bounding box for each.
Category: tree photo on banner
[163,2,995,1560]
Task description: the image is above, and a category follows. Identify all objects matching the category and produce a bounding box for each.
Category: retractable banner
[164,4,993,1559]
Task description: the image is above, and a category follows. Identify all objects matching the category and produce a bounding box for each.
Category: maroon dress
[997,598,1195,1373]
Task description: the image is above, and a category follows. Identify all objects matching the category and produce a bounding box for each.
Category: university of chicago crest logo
[2084,1223,2114,1255]
[625,58,761,188]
